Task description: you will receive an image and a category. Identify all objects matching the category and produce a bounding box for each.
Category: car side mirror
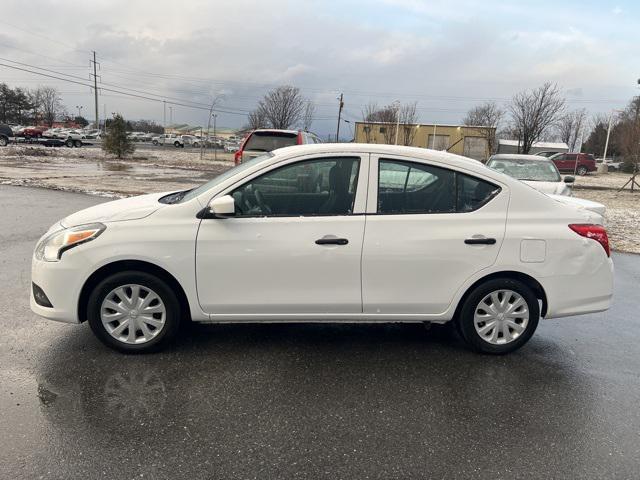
[208,195,235,218]
[564,176,575,184]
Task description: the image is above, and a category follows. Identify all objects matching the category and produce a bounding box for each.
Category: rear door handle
[316,236,349,246]
[464,237,496,245]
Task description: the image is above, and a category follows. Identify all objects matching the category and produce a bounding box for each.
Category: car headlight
[35,223,105,262]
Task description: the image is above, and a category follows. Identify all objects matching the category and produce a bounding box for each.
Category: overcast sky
[0,0,637,136]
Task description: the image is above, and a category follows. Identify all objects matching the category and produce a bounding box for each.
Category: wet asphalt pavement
[1,184,639,479]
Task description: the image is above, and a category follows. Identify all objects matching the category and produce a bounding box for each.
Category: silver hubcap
[100,284,166,345]
[474,289,529,345]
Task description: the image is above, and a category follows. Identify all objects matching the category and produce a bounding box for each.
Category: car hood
[61,191,171,227]
[521,180,570,195]
[547,194,606,218]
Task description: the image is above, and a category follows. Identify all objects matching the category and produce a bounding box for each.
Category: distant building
[353,122,494,160]
[497,139,569,155]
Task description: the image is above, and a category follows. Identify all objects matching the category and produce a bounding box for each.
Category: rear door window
[244,131,298,152]
[377,159,500,214]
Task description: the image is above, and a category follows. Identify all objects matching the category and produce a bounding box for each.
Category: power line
[0,62,253,117]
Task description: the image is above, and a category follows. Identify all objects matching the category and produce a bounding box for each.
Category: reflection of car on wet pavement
[30,144,613,355]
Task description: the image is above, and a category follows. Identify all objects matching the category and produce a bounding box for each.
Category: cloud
[0,0,635,132]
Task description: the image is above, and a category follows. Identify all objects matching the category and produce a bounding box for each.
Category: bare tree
[246,109,267,130]
[252,85,305,129]
[617,96,640,173]
[508,82,565,153]
[39,86,64,127]
[399,102,419,146]
[301,100,315,131]
[556,108,587,152]
[361,102,379,143]
[463,101,504,154]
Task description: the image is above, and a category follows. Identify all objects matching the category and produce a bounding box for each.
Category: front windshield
[179,152,274,203]
[487,158,561,182]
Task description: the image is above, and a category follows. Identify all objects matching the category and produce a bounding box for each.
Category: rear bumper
[543,253,613,319]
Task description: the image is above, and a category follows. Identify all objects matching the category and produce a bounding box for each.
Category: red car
[19,126,46,138]
[550,153,597,176]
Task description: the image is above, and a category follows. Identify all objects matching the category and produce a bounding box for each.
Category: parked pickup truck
[0,124,12,146]
[151,134,184,147]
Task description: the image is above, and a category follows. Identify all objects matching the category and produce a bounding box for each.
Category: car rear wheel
[87,271,182,353]
[456,278,539,354]
[73,140,82,148]
[577,165,588,176]
[65,139,74,148]
[0,136,7,146]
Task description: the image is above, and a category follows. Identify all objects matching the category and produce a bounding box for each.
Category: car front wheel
[87,271,182,353]
[457,278,539,354]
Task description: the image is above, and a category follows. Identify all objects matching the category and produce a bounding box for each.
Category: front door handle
[464,237,496,245]
[316,236,349,246]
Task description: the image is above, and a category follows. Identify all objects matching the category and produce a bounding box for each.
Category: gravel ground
[1,146,638,253]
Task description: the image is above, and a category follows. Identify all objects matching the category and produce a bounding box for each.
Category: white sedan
[487,154,606,219]
[31,144,613,354]
[487,154,573,195]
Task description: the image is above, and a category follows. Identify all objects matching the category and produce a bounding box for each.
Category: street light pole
[75,105,83,118]
[212,114,218,162]
[394,100,401,145]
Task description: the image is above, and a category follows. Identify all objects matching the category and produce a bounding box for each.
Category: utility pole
[163,101,166,132]
[90,51,99,131]
[169,106,173,125]
[336,93,344,143]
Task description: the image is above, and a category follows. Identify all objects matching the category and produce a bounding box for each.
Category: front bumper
[30,255,84,323]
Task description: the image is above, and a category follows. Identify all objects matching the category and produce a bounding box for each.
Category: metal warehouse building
[353,122,494,160]
[496,139,569,155]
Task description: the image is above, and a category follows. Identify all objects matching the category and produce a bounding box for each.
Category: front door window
[231,157,360,216]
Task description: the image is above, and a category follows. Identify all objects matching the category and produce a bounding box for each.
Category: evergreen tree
[102,114,135,159]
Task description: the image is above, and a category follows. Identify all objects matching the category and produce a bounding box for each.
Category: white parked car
[487,154,606,219]
[31,144,613,354]
[487,154,574,196]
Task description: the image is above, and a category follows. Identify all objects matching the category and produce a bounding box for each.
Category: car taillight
[234,150,242,165]
[569,224,610,256]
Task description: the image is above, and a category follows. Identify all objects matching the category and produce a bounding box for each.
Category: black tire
[577,165,588,176]
[73,140,82,148]
[65,138,74,148]
[174,141,181,148]
[152,140,159,146]
[456,277,539,354]
[0,136,7,147]
[87,271,182,353]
